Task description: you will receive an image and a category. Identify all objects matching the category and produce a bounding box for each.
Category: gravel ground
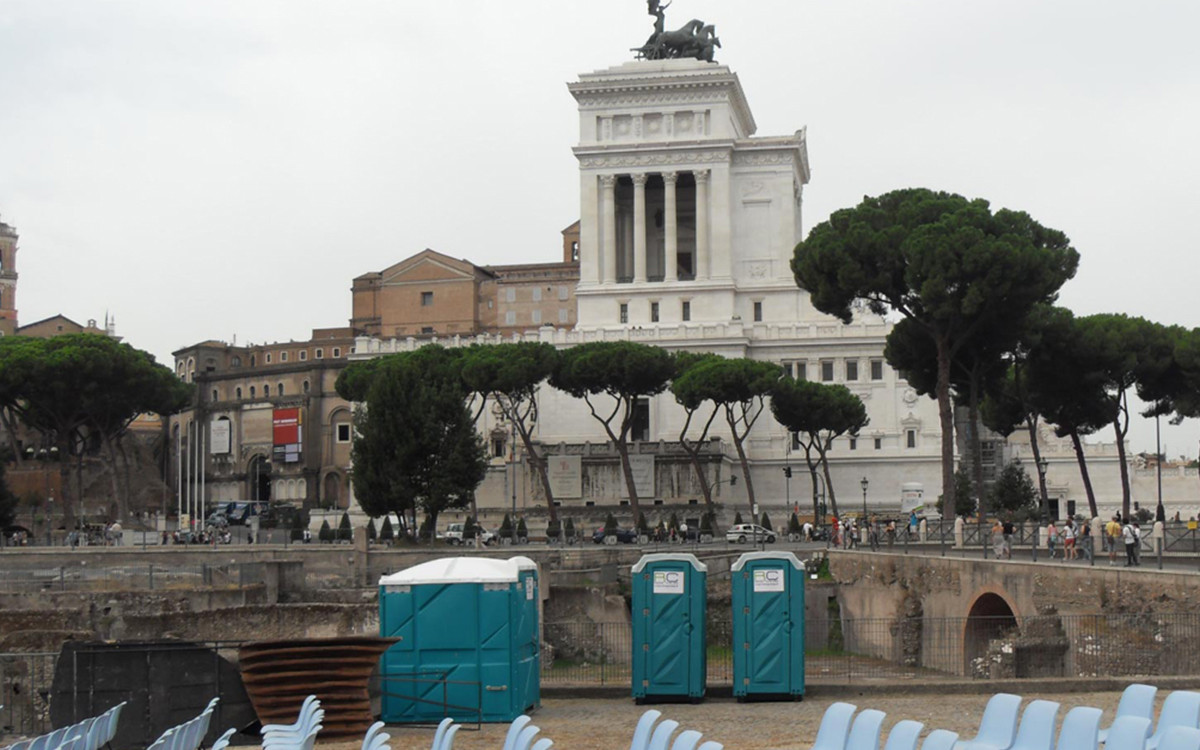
[316,689,1132,750]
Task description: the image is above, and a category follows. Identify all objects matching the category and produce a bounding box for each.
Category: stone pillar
[601,175,617,284]
[694,169,710,280]
[632,173,648,284]
[663,171,678,282]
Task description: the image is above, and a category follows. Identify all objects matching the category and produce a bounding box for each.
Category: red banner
[273,408,301,446]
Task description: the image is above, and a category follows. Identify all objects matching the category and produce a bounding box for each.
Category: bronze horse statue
[634,18,721,61]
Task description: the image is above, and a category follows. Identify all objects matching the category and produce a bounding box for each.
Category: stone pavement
[318,688,1138,750]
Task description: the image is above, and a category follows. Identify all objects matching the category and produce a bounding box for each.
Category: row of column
[599,170,709,284]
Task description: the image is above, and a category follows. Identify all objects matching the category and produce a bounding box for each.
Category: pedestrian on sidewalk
[1106,515,1122,565]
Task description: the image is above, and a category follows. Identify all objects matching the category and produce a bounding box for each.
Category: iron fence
[542,611,1200,686]
[0,652,57,738]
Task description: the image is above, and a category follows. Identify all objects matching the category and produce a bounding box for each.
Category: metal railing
[0,564,255,593]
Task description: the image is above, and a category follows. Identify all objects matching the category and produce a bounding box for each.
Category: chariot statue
[633,1,721,62]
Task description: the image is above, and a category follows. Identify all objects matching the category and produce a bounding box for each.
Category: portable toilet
[508,556,540,714]
[731,551,806,701]
[631,553,708,703]
[377,556,539,722]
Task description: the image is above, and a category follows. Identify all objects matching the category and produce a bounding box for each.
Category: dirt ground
[318,689,1132,750]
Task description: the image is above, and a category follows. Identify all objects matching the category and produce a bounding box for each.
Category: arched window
[211,389,218,401]
[264,384,270,397]
[302,380,310,394]
[249,386,256,398]
[277,382,284,396]
[231,355,242,367]
[250,355,256,367]
[236,386,243,399]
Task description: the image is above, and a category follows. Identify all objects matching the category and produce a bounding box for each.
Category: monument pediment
[379,249,488,285]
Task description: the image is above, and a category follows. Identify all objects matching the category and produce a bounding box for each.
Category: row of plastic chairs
[147,698,219,750]
[954,686,1200,750]
[629,709,724,750]
[2,701,125,750]
[260,695,323,750]
[425,714,551,750]
[811,702,958,750]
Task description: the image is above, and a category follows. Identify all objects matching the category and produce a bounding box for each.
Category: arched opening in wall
[963,593,1017,676]
[323,473,343,510]
[247,455,271,504]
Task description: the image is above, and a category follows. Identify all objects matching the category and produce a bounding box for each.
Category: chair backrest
[846,710,887,750]
[670,731,704,750]
[1152,693,1200,747]
[1159,728,1200,750]
[696,742,724,750]
[513,726,541,750]
[1106,716,1152,750]
[975,694,1024,749]
[359,721,387,750]
[9,738,35,750]
[884,721,925,750]
[1011,700,1061,750]
[921,730,959,750]
[431,718,455,750]
[1056,706,1102,750]
[211,728,237,750]
[648,720,682,750]
[630,710,663,750]
[1117,686,1159,724]
[814,703,859,750]
[503,716,533,750]
[437,725,460,750]
[106,702,127,745]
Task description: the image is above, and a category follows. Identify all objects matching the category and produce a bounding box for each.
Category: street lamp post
[860,477,869,520]
[1035,457,1048,562]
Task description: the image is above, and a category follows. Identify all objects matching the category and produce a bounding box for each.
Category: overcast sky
[1,1,1198,454]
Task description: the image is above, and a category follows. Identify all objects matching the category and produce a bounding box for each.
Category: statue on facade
[633,0,721,62]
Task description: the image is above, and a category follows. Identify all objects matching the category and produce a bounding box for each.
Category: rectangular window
[533,287,542,301]
[336,424,351,443]
[299,350,307,361]
[421,291,433,306]
[558,286,569,301]
[332,347,341,358]
[491,437,506,458]
[906,429,917,448]
[558,309,568,323]
[531,310,542,325]
[849,437,857,450]
[505,311,516,325]
[281,351,289,362]
[619,303,629,324]
[846,360,858,381]
[506,288,516,303]
[421,326,434,334]
[681,300,691,321]
[781,362,793,378]
[650,302,659,322]
[315,348,324,359]
[631,397,650,442]
[753,301,763,322]
[874,437,882,450]
[796,362,807,381]
[791,431,800,451]
[265,353,272,364]
[871,359,884,380]
[821,361,834,382]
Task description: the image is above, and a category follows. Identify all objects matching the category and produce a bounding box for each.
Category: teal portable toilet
[731,551,805,701]
[631,553,707,703]
[508,556,540,714]
[378,556,539,722]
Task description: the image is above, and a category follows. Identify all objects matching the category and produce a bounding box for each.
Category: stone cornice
[575,144,732,169]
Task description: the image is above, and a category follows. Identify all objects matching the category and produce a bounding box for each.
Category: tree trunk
[1025,414,1052,521]
[514,421,556,523]
[802,443,821,522]
[968,376,985,514]
[935,334,956,511]
[116,435,133,521]
[1069,431,1099,518]
[678,407,717,509]
[730,429,755,519]
[614,441,641,518]
[819,446,839,520]
[1114,416,1132,521]
[101,435,122,522]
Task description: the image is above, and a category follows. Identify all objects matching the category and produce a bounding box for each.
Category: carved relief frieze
[578,150,731,169]
[732,151,800,167]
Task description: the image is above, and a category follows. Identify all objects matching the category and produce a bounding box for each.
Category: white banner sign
[547,455,582,498]
[210,419,231,455]
[653,569,685,595]
[753,568,785,593]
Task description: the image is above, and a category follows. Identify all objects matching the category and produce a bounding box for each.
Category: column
[601,175,617,284]
[663,171,678,282]
[632,173,648,284]
[694,169,710,280]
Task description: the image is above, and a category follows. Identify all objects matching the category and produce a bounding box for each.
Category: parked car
[592,527,639,544]
[440,523,496,545]
[726,523,777,544]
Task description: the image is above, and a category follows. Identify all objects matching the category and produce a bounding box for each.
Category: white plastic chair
[958,694,1023,750]
[360,721,389,750]
[1104,716,1152,750]
[696,742,724,750]
[503,716,533,750]
[1009,701,1060,750]
[529,740,553,750]
[813,703,859,750]
[630,710,663,750]
[1101,686,1158,744]
[437,725,460,750]
[885,721,926,750]
[647,720,681,750]
[261,696,321,738]
[846,710,888,750]
[211,729,237,750]
[431,718,455,750]
[670,731,704,750]
[1147,693,1200,750]
[512,726,541,750]
[1159,728,1200,750]
[1056,706,1102,750]
[925,731,961,750]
